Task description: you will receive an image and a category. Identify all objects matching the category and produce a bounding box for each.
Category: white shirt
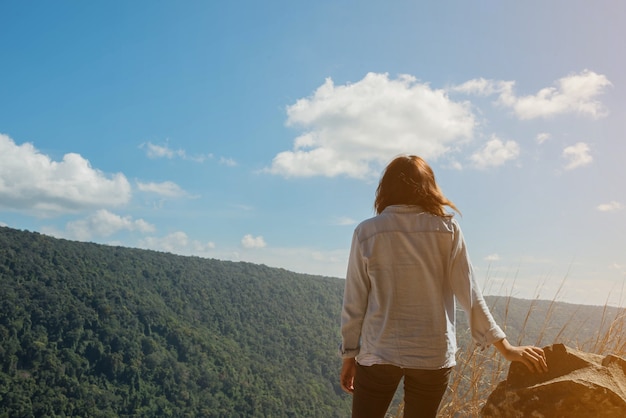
[341,205,506,369]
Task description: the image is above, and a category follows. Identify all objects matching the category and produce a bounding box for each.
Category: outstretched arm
[494,338,548,373]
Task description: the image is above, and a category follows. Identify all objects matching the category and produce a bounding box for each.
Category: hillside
[0,226,349,417]
[1,226,623,417]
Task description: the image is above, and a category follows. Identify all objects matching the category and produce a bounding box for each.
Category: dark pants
[352,363,452,418]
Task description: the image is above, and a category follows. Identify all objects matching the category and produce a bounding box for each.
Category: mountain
[0,226,349,417]
[0,226,623,417]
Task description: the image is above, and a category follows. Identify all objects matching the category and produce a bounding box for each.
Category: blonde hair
[374,155,460,216]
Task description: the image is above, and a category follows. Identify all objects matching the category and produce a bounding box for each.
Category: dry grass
[389,287,626,418]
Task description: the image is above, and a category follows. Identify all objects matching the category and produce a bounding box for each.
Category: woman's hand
[340,358,356,394]
[494,338,548,373]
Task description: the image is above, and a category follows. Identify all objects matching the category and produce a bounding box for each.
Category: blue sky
[1,0,624,306]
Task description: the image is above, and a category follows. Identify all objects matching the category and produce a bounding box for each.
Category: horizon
[2,223,622,310]
[1,1,624,307]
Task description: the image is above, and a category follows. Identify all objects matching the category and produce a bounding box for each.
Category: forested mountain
[0,226,623,417]
[0,227,349,417]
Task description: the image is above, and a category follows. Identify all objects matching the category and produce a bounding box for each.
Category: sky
[1,0,625,307]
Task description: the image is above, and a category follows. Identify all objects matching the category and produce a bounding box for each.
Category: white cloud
[136,180,189,198]
[563,142,592,170]
[597,201,623,212]
[445,160,464,170]
[0,133,131,215]
[139,233,346,278]
[470,136,520,169]
[141,142,185,159]
[536,133,551,144]
[229,246,349,277]
[44,209,155,241]
[508,70,611,119]
[241,234,267,249]
[451,78,514,97]
[230,203,254,211]
[138,231,216,254]
[267,72,476,179]
[333,216,357,226]
[219,157,237,166]
[485,253,501,262]
[453,70,611,120]
[140,141,212,162]
[0,221,7,227]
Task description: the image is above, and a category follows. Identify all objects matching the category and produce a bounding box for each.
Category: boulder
[482,344,626,417]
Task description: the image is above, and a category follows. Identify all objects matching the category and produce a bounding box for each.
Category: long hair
[374,155,460,216]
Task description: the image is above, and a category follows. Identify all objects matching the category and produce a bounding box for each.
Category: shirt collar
[382,205,425,214]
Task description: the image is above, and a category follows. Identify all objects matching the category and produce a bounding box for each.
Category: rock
[481,344,626,417]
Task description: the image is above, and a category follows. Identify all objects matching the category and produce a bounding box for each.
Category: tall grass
[389,286,626,418]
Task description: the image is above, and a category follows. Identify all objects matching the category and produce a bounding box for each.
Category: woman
[340,155,547,417]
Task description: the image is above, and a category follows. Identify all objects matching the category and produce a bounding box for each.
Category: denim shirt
[341,205,506,369]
